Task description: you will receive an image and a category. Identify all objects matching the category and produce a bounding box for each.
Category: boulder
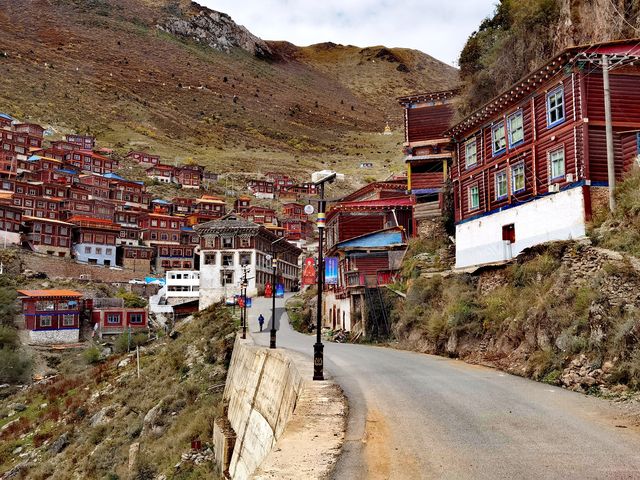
[50,432,70,454]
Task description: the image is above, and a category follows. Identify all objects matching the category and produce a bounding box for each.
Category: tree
[0,287,17,326]
[115,290,147,308]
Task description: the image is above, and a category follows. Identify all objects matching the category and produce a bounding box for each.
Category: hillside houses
[0,113,314,278]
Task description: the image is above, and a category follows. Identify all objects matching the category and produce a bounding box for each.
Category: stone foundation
[29,329,79,345]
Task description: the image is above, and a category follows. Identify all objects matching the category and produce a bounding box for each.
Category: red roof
[18,289,82,298]
[334,196,416,209]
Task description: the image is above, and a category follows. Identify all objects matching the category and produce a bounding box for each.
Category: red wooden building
[67,150,116,174]
[22,217,73,257]
[127,151,160,166]
[175,165,203,189]
[448,40,640,269]
[91,303,147,338]
[146,164,175,183]
[398,89,457,198]
[247,179,275,198]
[0,202,22,245]
[65,134,96,150]
[234,195,251,213]
[18,289,83,344]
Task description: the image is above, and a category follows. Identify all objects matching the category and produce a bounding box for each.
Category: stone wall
[29,329,79,345]
[20,250,146,283]
[217,336,346,480]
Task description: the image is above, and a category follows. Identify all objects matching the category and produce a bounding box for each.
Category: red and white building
[127,151,160,166]
[447,40,640,269]
[18,289,83,344]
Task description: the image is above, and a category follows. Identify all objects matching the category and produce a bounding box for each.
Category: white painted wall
[199,250,257,309]
[323,292,353,331]
[455,187,586,269]
[74,243,117,266]
[165,270,200,298]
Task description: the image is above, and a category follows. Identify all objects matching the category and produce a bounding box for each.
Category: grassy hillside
[458,0,640,115]
[0,305,236,480]
[0,0,457,183]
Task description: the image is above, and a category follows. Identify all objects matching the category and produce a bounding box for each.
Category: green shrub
[84,346,102,364]
[115,290,147,308]
[0,347,32,383]
[0,325,19,349]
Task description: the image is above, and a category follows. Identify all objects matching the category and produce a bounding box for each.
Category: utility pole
[242,266,248,339]
[312,172,336,381]
[314,182,326,381]
[270,255,277,348]
[603,54,616,212]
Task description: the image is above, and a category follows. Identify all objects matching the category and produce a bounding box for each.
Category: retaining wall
[216,335,346,480]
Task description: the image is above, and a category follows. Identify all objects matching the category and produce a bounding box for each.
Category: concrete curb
[251,347,348,480]
[219,334,347,480]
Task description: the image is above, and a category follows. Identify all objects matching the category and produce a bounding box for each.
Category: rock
[12,446,23,455]
[118,357,131,368]
[159,6,272,58]
[89,406,113,427]
[2,461,29,479]
[128,442,140,473]
[602,361,614,373]
[0,418,18,433]
[10,403,26,412]
[100,347,112,359]
[50,432,69,454]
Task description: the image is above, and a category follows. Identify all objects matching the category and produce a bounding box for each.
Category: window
[469,185,480,211]
[129,313,143,324]
[495,170,508,200]
[492,123,506,155]
[39,315,52,327]
[221,271,234,285]
[511,163,525,193]
[240,252,251,266]
[549,148,565,180]
[62,315,75,327]
[222,237,233,248]
[507,111,524,146]
[36,301,55,311]
[222,254,234,267]
[107,314,121,324]
[240,237,250,248]
[547,87,565,127]
[105,248,113,255]
[204,253,216,265]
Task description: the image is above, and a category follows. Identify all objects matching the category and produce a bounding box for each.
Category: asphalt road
[249,296,640,480]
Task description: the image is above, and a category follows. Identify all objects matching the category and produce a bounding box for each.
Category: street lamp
[312,172,337,381]
[241,266,248,339]
[270,237,285,349]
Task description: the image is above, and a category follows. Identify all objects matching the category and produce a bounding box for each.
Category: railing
[345,271,365,288]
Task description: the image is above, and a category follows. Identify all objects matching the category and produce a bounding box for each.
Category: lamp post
[312,172,336,381]
[241,266,248,339]
[270,256,277,348]
[270,237,284,349]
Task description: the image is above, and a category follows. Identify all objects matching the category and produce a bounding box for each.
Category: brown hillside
[0,0,458,181]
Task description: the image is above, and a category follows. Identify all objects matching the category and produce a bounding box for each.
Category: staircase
[414,200,440,221]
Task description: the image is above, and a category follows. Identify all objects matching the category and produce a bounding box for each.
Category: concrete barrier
[215,335,346,480]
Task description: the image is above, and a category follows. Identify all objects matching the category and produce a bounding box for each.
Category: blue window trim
[636,132,640,155]
[491,122,506,156]
[511,162,526,194]
[507,110,524,148]
[495,170,508,200]
[546,87,565,129]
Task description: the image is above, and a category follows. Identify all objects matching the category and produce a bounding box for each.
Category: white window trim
[468,184,480,211]
[511,162,526,193]
[491,122,506,155]
[507,110,524,147]
[548,147,566,181]
[465,138,478,168]
[495,170,508,200]
[546,86,565,128]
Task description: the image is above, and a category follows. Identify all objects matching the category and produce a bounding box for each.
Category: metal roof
[18,289,82,298]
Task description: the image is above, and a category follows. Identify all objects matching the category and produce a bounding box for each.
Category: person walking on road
[258,314,265,332]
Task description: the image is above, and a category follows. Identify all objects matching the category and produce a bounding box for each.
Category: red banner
[264,283,272,298]
[302,257,316,286]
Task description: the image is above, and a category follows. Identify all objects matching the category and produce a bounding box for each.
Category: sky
[201,0,497,66]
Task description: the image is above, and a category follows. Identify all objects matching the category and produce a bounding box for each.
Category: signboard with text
[324,257,339,285]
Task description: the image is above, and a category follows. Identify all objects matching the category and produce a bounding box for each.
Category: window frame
[511,162,526,194]
[549,147,566,181]
[465,138,478,169]
[468,184,480,211]
[495,170,508,200]
[507,110,524,147]
[546,86,565,128]
[491,122,507,156]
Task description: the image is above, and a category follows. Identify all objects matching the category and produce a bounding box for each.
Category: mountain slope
[0,0,458,180]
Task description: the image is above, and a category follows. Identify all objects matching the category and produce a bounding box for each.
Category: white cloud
[200,0,496,65]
